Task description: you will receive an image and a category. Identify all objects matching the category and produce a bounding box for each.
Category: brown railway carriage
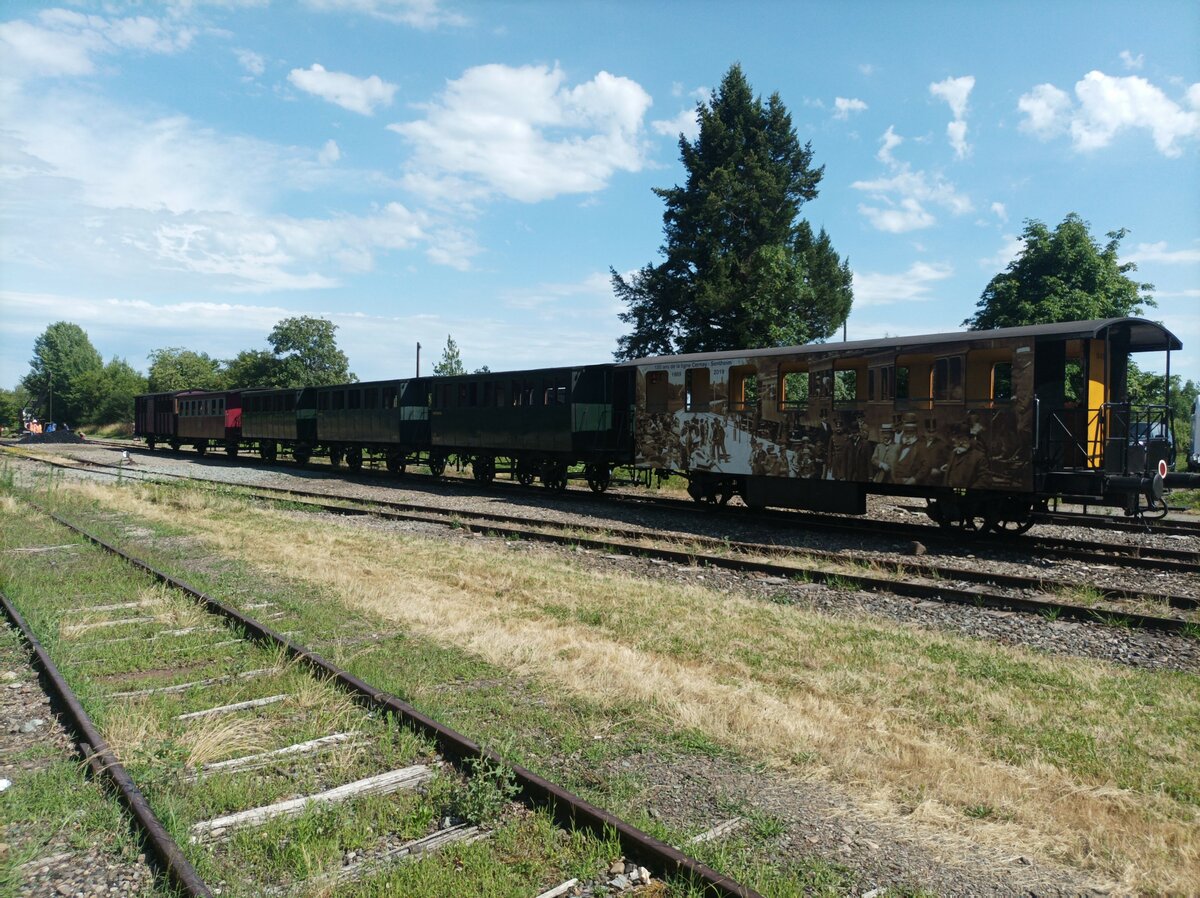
[175,390,243,456]
[133,392,180,448]
[622,318,1180,530]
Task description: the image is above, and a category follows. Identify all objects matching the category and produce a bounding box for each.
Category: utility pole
[416,342,421,377]
[48,371,53,423]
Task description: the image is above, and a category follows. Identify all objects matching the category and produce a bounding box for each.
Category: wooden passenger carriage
[624,318,1181,529]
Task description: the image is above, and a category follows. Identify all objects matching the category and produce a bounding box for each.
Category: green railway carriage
[429,365,634,489]
[241,388,301,462]
[295,378,432,471]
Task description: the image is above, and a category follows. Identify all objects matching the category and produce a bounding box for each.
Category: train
[135,316,1182,532]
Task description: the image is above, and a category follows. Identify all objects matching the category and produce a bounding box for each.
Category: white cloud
[651,108,700,141]
[1018,70,1200,157]
[236,48,265,77]
[876,125,903,164]
[300,0,467,29]
[0,8,194,79]
[990,201,1007,223]
[859,63,875,77]
[1125,241,1200,265]
[318,139,341,165]
[979,234,1024,269]
[930,75,974,159]
[288,63,397,115]
[852,161,972,233]
[389,63,652,204]
[1119,50,1144,71]
[833,97,867,120]
[851,261,954,306]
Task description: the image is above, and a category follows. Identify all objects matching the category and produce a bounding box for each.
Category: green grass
[0,480,876,897]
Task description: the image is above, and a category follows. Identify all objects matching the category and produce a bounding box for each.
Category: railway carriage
[622,317,1181,530]
[133,391,181,449]
[241,388,301,463]
[174,390,243,456]
[429,365,635,489]
[297,378,432,471]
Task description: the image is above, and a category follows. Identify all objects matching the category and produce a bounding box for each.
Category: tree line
[2,316,353,432]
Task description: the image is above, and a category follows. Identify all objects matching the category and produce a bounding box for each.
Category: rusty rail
[34,503,760,898]
[0,589,213,898]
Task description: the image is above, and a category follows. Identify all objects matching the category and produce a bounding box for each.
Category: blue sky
[2,0,1198,391]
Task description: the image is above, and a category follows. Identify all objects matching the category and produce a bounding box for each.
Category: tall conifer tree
[613,64,852,359]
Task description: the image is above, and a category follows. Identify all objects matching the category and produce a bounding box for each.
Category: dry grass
[55,480,1200,893]
[184,715,274,768]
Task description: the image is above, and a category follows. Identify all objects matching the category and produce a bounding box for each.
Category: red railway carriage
[174,390,243,456]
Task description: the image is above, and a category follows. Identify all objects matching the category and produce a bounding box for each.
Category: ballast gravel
[0,622,158,897]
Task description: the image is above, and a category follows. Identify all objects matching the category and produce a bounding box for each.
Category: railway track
[12,447,1198,637]
[17,440,1200,575]
[80,437,1200,566]
[1,496,761,898]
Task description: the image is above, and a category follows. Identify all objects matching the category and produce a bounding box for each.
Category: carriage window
[382,386,396,408]
[933,356,964,401]
[469,383,479,406]
[494,383,505,407]
[364,388,378,409]
[332,391,345,411]
[544,375,567,405]
[318,392,329,411]
[483,382,494,406]
[646,371,669,413]
[685,368,711,411]
[834,370,858,403]
[992,362,1013,401]
[285,393,295,412]
[348,390,361,410]
[729,365,758,412]
[869,366,893,401]
[895,366,910,400]
[779,366,809,410]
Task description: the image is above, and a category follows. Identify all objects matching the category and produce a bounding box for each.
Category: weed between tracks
[5,476,1200,895]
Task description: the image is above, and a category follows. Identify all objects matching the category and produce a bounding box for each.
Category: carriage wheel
[516,459,536,486]
[294,446,311,466]
[329,447,344,468]
[585,463,611,493]
[386,452,405,475]
[346,447,363,472]
[146,437,156,450]
[428,455,447,477]
[170,439,182,452]
[225,443,238,457]
[541,461,568,491]
[472,456,495,483]
[260,441,277,463]
[195,442,207,456]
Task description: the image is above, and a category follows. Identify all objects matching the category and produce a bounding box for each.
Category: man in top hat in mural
[871,422,897,482]
[891,412,924,485]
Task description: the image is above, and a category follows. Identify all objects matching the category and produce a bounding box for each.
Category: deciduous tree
[964,213,1154,330]
[268,317,354,387]
[22,322,103,425]
[147,347,226,392]
[76,358,147,425]
[614,64,852,359]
